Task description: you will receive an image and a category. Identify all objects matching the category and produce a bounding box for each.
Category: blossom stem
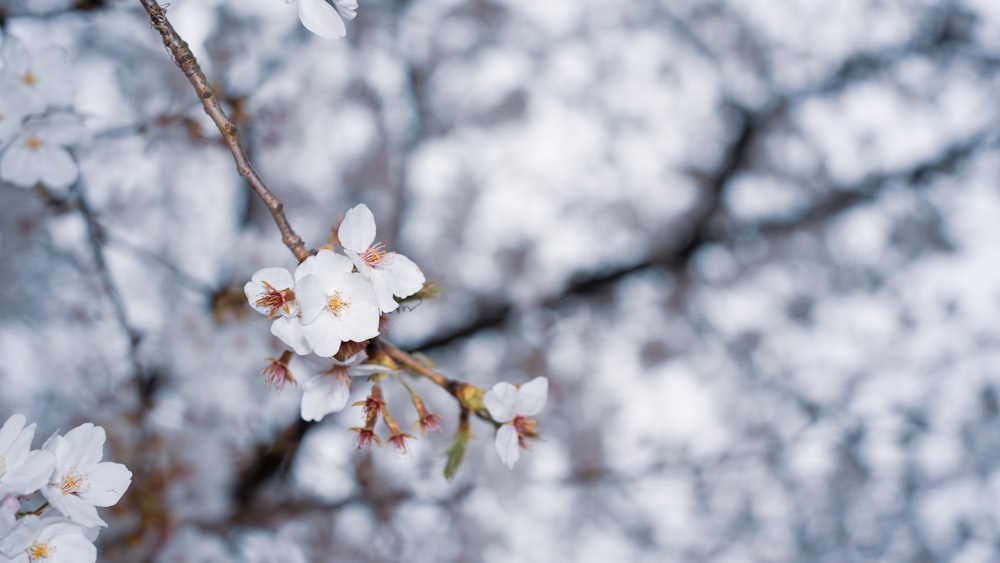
[18,501,49,518]
[381,341,488,418]
[138,0,310,262]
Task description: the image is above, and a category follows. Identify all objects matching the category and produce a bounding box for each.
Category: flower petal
[61,424,104,467]
[42,487,106,528]
[297,0,347,39]
[336,274,380,341]
[78,462,131,507]
[37,144,79,189]
[0,449,53,496]
[0,141,43,188]
[382,253,425,300]
[300,376,350,421]
[515,377,548,416]
[483,382,518,422]
[300,316,343,358]
[270,317,313,356]
[295,274,326,324]
[494,424,520,469]
[338,204,376,253]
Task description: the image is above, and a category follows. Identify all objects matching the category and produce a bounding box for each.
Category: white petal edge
[515,377,549,416]
[297,0,347,39]
[338,204,376,253]
[495,425,520,469]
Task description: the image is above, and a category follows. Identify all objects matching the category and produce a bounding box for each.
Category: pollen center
[26,137,42,150]
[59,468,90,495]
[255,281,293,319]
[362,243,387,267]
[325,291,350,317]
[28,541,55,561]
[23,72,35,86]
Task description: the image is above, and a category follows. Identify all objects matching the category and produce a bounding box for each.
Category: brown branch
[380,341,469,398]
[138,0,310,262]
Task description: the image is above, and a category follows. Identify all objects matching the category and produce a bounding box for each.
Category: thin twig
[137,0,309,262]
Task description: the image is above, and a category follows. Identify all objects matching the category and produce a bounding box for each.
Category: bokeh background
[3,0,1000,561]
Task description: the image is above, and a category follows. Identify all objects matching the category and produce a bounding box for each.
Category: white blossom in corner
[483,377,548,469]
[0,112,85,190]
[0,414,54,497]
[339,204,425,313]
[296,250,380,357]
[0,515,95,563]
[300,351,386,421]
[41,423,132,528]
[0,35,74,113]
[294,0,357,39]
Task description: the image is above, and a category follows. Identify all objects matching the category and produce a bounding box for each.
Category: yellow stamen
[26,137,42,150]
[28,541,55,561]
[362,243,387,267]
[59,468,90,495]
[23,72,35,86]
[325,291,350,317]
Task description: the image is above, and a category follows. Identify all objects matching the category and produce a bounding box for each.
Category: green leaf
[444,416,471,481]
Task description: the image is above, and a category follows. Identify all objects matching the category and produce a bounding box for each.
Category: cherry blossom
[0,35,74,114]
[0,414,54,498]
[0,515,95,563]
[483,377,548,469]
[294,0,358,40]
[0,113,85,190]
[244,267,298,319]
[40,424,132,529]
[296,249,380,357]
[339,204,425,313]
[300,351,386,421]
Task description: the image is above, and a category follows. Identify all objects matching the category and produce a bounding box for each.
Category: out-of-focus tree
[2,0,1000,561]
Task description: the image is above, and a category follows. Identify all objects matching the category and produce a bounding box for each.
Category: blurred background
[2,0,1000,561]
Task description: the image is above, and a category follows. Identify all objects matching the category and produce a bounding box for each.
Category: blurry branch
[36,182,148,389]
[408,102,766,352]
[138,0,309,262]
[71,183,146,382]
[409,123,992,353]
[233,418,312,511]
[755,131,992,236]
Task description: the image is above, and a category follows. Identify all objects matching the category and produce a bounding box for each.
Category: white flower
[294,0,357,40]
[296,250,381,357]
[0,515,95,563]
[339,204,425,313]
[0,112,85,190]
[300,351,386,421]
[483,377,548,469]
[246,266,314,354]
[244,267,299,319]
[40,424,132,529]
[0,414,54,497]
[0,35,74,113]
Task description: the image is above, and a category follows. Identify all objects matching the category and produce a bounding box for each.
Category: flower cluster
[0,33,85,191]
[246,205,549,472]
[0,414,132,563]
[245,204,425,421]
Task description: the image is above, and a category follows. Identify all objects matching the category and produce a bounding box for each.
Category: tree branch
[138,0,310,262]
